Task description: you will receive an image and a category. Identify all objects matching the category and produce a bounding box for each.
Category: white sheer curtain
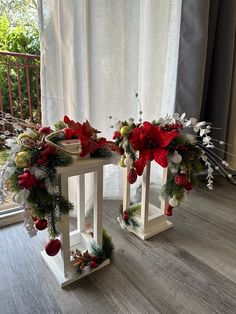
[37,0,182,206]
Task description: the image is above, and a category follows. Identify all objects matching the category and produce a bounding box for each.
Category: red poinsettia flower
[78,135,98,157]
[64,116,100,138]
[129,122,179,175]
[63,116,107,156]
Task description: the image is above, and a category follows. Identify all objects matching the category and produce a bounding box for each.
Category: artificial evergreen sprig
[118,203,141,229]
[72,229,114,274]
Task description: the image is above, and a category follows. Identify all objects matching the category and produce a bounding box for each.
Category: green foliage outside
[0,0,40,123]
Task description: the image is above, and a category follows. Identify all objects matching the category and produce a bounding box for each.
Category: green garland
[7,146,74,237]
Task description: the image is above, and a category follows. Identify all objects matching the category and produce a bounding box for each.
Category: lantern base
[127,203,173,240]
[130,220,173,240]
[41,230,110,288]
[41,251,110,288]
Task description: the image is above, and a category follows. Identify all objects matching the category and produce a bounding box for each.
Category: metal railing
[0,51,41,131]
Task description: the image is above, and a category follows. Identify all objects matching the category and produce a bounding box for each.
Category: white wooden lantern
[123,161,173,240]
[41,157,115,287]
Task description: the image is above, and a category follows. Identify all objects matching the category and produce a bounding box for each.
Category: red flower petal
[64,116,81,130]
[134,155,148,176]
[81,120,99,138]
[153,148,169,168]
[63,115,70,124]
[159,129,179,148]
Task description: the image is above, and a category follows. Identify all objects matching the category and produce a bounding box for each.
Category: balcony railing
[0,51,41,132]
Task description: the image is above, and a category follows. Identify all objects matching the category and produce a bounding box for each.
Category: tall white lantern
[41,157,115,287]
[122,161,173,240]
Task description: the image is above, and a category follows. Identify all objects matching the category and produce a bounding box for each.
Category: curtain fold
[175,0,236,159]
[175,0,210,118]
[227,47,236,168]
[37,0,182,204]
[201,0,236,144]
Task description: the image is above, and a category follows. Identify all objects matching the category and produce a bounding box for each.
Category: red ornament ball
[165,204,173,216]
[184,181,193,191]
[18,171,38,189]
[122,211,129,222]
[175,174,189,187]
[45,239,61,256]
[35,219,48,231]
[39,126,52,135]
[128,168,137,184]
[89,260,98,268]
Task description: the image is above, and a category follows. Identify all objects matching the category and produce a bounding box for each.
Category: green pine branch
[47,209,59,238]
[54,194,74,215]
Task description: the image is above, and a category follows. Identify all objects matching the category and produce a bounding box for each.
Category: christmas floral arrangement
[0,113,114,256]
[49,115,117,157]
[117,203,141,229]
[112,111,235,220]
[71,229,113,273]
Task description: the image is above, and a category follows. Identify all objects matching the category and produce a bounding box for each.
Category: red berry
[175,174,189,187]
[45,239,61,256]
[89,260,98,268]
[128,168,137,184]
[35,219,48,230]
[184,181,193,191]
[165,204,173,216]
[31,216,38,222]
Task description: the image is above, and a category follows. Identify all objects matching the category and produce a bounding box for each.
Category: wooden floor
[1,177,236,314]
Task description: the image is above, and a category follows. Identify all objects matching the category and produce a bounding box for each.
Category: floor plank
[0,177,236,314]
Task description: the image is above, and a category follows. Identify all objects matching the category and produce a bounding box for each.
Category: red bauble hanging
[122,211,129,222]
[35,219,48,231]
[165,204,173,216]
[39,126,52,135]
[128,168,137,184]
[18,171,38,189]
[175,174,189,187]
[45,239,61,256]
[184,181,193,191]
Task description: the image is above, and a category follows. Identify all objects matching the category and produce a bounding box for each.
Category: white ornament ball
[171,152,182,164]
[169,196,179,207]
[124,156,133,168]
